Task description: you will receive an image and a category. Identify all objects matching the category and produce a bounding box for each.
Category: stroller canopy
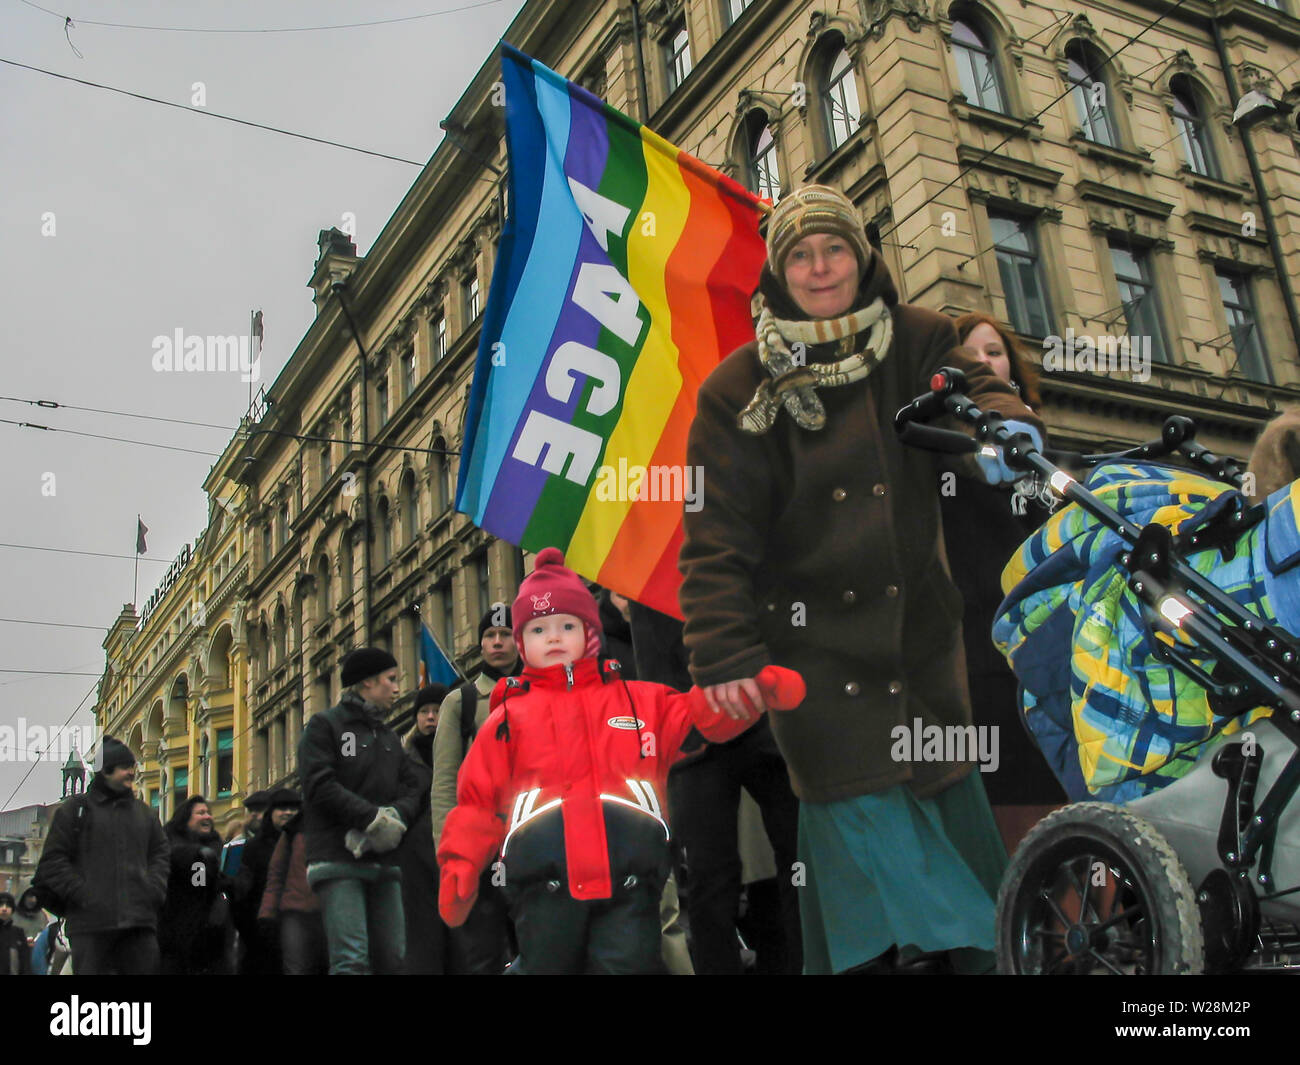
[993,462,1300,804]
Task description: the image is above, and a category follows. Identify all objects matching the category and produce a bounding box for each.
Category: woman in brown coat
[679,185,1045,974]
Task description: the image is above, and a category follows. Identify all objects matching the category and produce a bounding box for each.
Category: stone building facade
[94,0,1300,806]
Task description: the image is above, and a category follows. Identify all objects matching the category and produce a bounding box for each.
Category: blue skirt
[797,770,1007,974]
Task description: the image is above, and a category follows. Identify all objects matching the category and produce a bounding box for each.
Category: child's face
[522,613,587,669]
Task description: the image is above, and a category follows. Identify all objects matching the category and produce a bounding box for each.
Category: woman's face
[416,704,440,736]
[963,322,1012,384]
[782,233,859,319]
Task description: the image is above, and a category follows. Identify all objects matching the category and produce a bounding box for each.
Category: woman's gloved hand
[365,807,407,854]
[975,420,1042,485]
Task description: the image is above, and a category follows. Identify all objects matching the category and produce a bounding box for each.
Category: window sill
[804,123,871,183]
[1070,134,1154,175]
[1181,168,1249,201]
[949,97,1041,141]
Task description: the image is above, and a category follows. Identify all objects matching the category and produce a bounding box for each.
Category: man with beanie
[232,786,300,974]
[0,892,31,975]
[437,548,807,974]
[297,647,425,974]
[31,737,169,975]
[430,603,522,974]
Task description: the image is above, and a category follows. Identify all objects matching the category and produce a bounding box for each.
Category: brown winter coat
[258,822,318,917]
[679,255,1043,804]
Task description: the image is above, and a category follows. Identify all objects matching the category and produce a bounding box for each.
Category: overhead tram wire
[0,394,462,456]
[1,676,98,810]
[879,0,1198,244]
[0,541,174,564]
[0,58,425,167]
[1,417,223,457]
[16,0,507,34]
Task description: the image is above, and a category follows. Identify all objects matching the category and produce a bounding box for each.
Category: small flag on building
[419,622,462,688]
[136,517,149,554]
[456,44,766,618]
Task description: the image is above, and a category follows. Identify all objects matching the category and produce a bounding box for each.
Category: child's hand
[701,678,767,720]
[439,858,480,928]
[754,666,806,711]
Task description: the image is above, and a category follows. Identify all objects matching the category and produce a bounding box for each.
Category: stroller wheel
[996,803,1203,974]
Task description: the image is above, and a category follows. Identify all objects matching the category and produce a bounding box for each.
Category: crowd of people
[4,183,1160,976]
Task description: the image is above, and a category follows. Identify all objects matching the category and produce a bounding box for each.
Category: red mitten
[439,858,480,928]
[755,666,806,711]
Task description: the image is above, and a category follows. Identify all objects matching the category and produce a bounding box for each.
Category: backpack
[458,681,479,759]
[31,794,90,917]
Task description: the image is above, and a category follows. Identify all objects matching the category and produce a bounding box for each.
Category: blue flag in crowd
[419,623,461,688]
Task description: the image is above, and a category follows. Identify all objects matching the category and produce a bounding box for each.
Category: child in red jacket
[437,547,804,974]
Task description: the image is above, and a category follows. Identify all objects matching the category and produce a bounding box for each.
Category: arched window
[1066,41,1118,147]
[823,47,862,151]
[402,471,420,542]
[273,605,287,665]
[258,622,270,675]
[952,16,1006,114]
[1171,77,1217,178]
[742,111,781,202]
[316,554,332,618]
[377,498,392,568]
[339,535,354,600]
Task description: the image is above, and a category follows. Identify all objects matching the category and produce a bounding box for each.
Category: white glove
[365,807,407,854]
[344,828,373,859]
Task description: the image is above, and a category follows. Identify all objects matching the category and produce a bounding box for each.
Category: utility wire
[17,0,507,34]
[0,617,109,632]
[0,541,173,564]
[0,58,426,167]
[0,394,232,432]
[881,0,1197,242]
[1,417,222,456]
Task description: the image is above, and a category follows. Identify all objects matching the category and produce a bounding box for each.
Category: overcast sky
[0,0,526,809]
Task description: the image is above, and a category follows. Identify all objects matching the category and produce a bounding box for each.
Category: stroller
[896,369,1300,974]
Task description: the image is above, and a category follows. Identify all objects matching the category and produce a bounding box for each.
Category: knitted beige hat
[766,185,871,281]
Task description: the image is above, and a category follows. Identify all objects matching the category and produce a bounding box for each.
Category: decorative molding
[955,143,1062,188]
[1075,179,1174,220]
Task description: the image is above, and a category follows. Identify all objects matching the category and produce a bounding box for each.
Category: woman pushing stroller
[678,185,1046,974]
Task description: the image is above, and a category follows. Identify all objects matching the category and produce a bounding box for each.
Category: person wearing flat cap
[679,184,1046,974]
[296,647,424,974]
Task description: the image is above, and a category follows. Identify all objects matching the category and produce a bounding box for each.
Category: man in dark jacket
[31,736,168,975]
[232,786,300,974]
[298,647,425,974]
[399,684,447,975]
[0,892,31,975]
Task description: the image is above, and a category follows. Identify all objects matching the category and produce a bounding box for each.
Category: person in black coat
[31,737,168,975]
[399,684,448,974]
[159,795,233,975]
[232,787,300,974]
[941,313,1067,855]
[0,892,31,975]
[298,647,426,974]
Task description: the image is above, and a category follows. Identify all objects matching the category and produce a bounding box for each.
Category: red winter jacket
[437,657,801,909]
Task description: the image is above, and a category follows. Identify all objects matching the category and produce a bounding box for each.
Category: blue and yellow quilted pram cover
[993,463,1300,803]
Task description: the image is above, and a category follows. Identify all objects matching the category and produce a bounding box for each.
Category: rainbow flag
[456,44,766,618]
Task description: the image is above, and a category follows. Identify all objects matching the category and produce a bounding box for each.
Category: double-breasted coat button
[832,487,847,501]
[842,590,856,604]
[888,680,904,696]
[765,602,776,612]
[844,681,861,696]
[546,880,561,892]
[884,584,899,598]
[872,483,887,497]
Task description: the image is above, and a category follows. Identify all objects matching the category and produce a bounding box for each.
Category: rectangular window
[724,0,755,26]
[172,766,188,810]
[439,579,455,653]
[341,394,353,450]
[664,22,692,92]
[988,213,1052,338]
[403,346,417,398]
[149,790,159,818]
[278,504,290,550]
[477,553,492,620]
[464,275,480,323]
[433,314,447,363]
[1217,271,1268,382]
[320,439,332,484]
[1110,245,1170,363]
[216,728,233,798]
[376,377,389,426]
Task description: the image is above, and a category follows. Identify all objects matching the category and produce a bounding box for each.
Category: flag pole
[133,515,140,609]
